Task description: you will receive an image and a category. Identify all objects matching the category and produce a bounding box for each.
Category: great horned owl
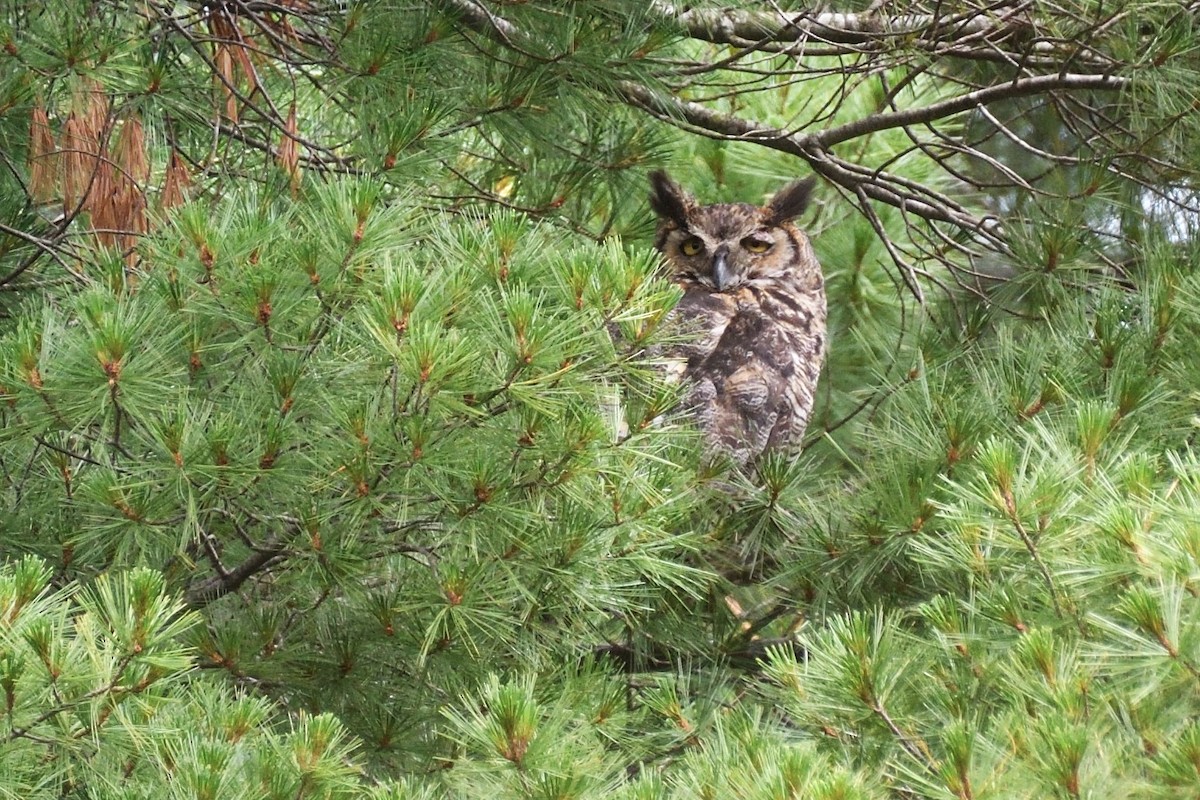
[649,171,826,464]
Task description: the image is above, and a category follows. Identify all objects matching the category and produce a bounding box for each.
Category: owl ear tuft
[648,170,695,227]
[764,177,816,224]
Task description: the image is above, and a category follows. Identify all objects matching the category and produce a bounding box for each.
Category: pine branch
[594,636,804,673]
[812,73,1129,150]
[0,222,75,283]
[659,2,1005,42]
[871,694,935,761]
[614,81,1004,242]
[652,2,1117,69]
[441,0,519,42]
[5,651,138,744]
[654,2,1013,44]
[440,0,1124,268]
[444,1,1000,239]
[184,536,289,608]
[1001,487,1065,619]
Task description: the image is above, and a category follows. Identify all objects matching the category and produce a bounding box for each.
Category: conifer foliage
[1,2,1198,798]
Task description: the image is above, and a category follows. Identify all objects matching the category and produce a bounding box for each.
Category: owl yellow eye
[742,237,772,253]
[680,237,704,256]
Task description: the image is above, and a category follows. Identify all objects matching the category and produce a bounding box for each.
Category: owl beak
[712,245,733,291]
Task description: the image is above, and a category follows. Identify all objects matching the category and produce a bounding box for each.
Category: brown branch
[617,80,1005,240]
[0,222,76,283]
[652,1,1118,69]
[867,694,944,782]
[184,537,288,608]
[440,0,520,43]
[812,72,1128,149]
[440,2,1133,257]
[595,636,804,673]
[660,3,1012,44]
[1001,487,1064,618]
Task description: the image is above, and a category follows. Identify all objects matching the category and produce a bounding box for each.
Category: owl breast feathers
[649,171,827,464]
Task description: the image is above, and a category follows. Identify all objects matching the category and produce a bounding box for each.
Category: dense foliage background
[1,2,1198,798]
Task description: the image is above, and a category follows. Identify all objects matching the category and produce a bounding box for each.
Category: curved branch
[184,521,294,609]
[813,72,1127,149]
[615,81,1005,239]
[0,222,75,283]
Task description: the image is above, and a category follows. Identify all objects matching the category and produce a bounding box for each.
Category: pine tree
[1,2,1198,798]
[0,557,368,799]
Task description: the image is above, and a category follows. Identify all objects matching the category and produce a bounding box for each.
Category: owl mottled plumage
[650,171,826,464]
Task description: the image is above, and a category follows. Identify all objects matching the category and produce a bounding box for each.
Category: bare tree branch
[185,537,289,608]
[811,73,1127,149]
[614,81,1006,240]
[651,1,1118,69]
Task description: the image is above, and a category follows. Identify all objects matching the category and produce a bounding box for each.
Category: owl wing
[674,287,821,463]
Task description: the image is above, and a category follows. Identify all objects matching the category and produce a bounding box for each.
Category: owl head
[649,171,817,292]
